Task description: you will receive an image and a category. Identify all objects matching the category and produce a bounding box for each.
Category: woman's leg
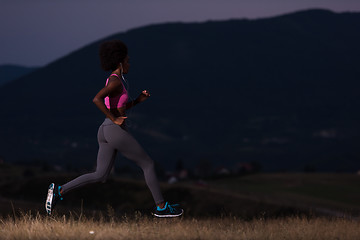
[103,123,165,205]
[61,124,117,195]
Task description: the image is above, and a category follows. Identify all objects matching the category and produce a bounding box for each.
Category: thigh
[103,124,150,164]
[96,123,117,175]
[96,141,117,176]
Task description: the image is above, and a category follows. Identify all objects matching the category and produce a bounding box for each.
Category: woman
[45,40,183,218]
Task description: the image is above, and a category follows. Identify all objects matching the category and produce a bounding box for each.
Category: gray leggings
[61,118,164,204]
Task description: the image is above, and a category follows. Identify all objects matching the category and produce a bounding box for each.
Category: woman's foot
[152,202,183,218]
[45,183,63,215]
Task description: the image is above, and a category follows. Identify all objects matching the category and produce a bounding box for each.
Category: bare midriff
[109,107,126,118]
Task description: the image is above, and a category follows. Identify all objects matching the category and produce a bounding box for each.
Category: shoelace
[168,204,175,213]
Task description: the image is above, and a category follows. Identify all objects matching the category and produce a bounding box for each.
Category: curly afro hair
[99,40,128,71]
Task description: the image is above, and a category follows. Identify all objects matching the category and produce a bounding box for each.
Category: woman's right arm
[92,77,127,124]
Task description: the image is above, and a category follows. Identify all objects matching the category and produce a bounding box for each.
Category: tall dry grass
[0,212,359,240]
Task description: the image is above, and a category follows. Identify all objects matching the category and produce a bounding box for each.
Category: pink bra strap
[109,73,120,78]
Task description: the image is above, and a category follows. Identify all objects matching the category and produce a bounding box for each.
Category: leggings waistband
[102,118,128,130]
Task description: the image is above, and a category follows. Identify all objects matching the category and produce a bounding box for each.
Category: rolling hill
[0,9,359,172]
[0,65,39,86]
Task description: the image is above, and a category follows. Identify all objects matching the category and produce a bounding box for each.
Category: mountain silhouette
[0,65,39,86]
[0,9,359,171]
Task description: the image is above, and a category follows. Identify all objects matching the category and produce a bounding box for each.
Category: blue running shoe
[152,202,183,218]
[45,183,63,215]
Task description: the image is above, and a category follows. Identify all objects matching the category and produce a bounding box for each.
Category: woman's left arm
[126,90,151,110]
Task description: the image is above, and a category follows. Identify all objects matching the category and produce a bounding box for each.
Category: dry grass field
[0,212,359,240]
[1,166,360,239]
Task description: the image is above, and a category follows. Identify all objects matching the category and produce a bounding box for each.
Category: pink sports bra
[104,74,129,109]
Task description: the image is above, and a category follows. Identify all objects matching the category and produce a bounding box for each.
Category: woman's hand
[136,90,151,103]
[113,116,128,126]
[125,90,151,110]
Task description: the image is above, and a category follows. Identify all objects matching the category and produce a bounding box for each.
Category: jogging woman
[45,40,183,218]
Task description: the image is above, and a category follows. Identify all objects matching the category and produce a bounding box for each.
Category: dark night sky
[1,0,359,66]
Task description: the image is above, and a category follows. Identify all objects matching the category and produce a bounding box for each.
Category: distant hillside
[0,165,358,218]
[0,64,39,86]
[0,9,360,172]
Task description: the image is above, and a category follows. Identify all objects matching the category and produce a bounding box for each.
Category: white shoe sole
[152,209,184,218]
[45,183,54,215]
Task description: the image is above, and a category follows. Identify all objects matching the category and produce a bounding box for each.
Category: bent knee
[92,171,109,183]
[140,158,155,170]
